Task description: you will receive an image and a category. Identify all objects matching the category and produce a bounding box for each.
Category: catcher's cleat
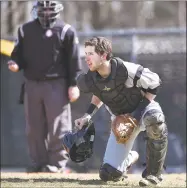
[139,169,163,187]
[139,175,163,186]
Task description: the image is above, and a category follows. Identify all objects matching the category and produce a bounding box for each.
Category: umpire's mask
[33,1,63,29]
[62,120,95,163]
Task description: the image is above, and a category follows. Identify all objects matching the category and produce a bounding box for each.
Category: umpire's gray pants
[24,78,72,168]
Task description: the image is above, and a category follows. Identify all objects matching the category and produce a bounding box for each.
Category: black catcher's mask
[62,120,95,163]
[33,1,63,29]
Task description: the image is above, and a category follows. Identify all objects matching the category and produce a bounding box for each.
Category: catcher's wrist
[83,113,92,120]
[133,97,151,120]
[86,103,98,117]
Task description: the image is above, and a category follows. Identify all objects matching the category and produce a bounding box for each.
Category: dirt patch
[1,173,186,187]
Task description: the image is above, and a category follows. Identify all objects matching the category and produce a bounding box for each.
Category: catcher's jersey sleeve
[123,61,161,94]
[76,73,90,93]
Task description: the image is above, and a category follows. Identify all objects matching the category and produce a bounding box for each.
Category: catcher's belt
[111,114,138,144]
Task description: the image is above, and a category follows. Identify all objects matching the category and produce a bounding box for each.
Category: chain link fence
[1,1,186,37]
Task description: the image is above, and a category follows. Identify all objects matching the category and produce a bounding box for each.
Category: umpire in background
[7,1,81,173]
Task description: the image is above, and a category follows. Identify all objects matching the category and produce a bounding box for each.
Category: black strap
[86,103,99,117]
[133,65,144,87]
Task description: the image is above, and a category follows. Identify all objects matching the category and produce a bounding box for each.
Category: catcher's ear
[101,53,107,60]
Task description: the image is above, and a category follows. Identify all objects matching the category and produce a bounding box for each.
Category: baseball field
[1,173,186,187]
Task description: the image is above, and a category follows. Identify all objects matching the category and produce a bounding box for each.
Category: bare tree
[0,1,183,38]
[178,1,186,27]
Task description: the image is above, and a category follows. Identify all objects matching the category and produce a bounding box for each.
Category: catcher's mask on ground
[62,120,95,163]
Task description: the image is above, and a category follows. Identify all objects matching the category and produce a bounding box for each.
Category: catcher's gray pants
[104,101,163,172]
[24,78,72,168]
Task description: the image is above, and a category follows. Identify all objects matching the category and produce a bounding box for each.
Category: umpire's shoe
[139,168,163,186]
[41,165,72,174]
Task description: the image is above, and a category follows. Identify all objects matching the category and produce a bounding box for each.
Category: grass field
[1,173,186,187]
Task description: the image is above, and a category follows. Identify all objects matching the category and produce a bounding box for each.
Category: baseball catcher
[75,37,168,186]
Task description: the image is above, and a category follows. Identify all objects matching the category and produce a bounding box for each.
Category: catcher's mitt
[111,114,138,144]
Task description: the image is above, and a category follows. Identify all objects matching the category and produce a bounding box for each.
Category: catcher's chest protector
[86,58,143,115]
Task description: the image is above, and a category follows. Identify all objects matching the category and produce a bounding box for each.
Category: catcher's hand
[111,114,138,144]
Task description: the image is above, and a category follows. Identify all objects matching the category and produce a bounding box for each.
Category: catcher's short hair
[84,37,113,60]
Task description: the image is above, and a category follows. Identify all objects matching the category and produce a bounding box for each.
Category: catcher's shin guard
[139,137,167,186]
[139,108,168,186]
[145,136,168,177]
[143,109,168,177]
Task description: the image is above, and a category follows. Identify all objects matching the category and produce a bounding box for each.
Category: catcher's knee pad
[99,163,122,182]
[143,109,168,140]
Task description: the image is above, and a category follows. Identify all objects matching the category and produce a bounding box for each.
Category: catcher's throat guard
[111,114,138,144]
[62,120,95,163]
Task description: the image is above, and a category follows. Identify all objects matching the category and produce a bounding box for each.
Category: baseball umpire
[74,37,168,186]
[8,1,81,173]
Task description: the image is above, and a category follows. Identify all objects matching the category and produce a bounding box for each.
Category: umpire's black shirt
[11,18,81,86]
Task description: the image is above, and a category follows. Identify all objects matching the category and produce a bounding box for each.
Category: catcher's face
[85,46,104,72]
